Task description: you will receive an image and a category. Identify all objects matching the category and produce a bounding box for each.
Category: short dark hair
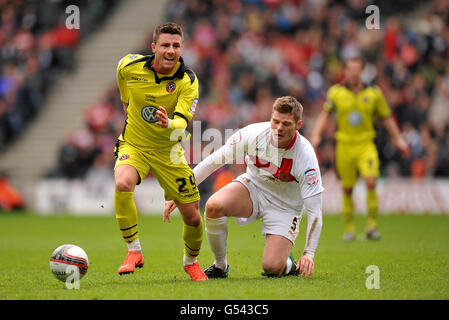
[153,22,184,44]
[272,96,303,122]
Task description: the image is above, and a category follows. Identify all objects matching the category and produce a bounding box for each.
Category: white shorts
[234,174,302,244]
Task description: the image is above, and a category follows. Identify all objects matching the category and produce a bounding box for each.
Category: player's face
[270,111,302,148]
[151,33,183,74]
[344,60,363,86]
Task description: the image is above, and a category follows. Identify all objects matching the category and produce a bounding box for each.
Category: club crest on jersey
[190,97,198,114]
[166,82,176,93]
[304,169,319,186]
[141,105,159,123]
[119,154,130,161]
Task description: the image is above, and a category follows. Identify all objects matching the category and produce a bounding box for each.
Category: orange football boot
[183,261,209,281]
[118,250,144,275]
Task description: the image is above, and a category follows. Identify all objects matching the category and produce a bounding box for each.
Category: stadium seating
[50,0,449,186]
[0,0,118,152]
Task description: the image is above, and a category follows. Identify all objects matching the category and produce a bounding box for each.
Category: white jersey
[194,122,324,212]
[231,122,324,212]
[193,121,324,258]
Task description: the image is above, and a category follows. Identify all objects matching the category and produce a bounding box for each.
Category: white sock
[127,239,142,252]
[283,256,293,275]
[205,216,228,270]
[183,254,197,266]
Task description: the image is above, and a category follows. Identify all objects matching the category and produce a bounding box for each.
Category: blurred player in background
[165,96,323,278]
[113,22,207,281]
[311,57,410,241]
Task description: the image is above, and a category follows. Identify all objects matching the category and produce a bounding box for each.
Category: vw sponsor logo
[141,105,159,123]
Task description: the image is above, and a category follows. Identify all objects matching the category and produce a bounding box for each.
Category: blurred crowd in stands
[0,0,117,152]
[6,0,449,193]
[0,0,118,210]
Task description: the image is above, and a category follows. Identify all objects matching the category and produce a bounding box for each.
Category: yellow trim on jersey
[170,117,188,130]
[116,53,199,151]
[323,84,391,144]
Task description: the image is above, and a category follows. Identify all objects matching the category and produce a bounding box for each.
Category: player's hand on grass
[163,200,177,222]
[156,106,169,128]
[297,255,314,278]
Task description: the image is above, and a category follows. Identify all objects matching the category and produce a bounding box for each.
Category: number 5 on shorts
[290,216,301,234]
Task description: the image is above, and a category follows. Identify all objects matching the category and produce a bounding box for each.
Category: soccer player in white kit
[164,96,324,278]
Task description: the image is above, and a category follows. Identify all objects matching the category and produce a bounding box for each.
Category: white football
[49,244,89,282]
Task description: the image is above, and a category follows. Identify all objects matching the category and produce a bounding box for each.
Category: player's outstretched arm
[310,110,331,148]
[296,192,323,277]
[163,140,238,222]
[156,106,188,130]
[382,116,410,158]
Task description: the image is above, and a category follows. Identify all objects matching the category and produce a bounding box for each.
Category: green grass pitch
[0,212,448,300]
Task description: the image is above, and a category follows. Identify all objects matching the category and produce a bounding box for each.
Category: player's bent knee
[262,260,284,276]
[177,201,201,226]
[182,212,202,226]
[115,177,136,192]
[205,198,225,219]
[178,203,202,226]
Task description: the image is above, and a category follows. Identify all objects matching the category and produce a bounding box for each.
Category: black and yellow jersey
[116,53,199,151]
[323,83,391,144]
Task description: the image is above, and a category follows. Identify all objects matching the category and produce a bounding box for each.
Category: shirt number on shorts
[176,175,197,194]
[290,216,299,233]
